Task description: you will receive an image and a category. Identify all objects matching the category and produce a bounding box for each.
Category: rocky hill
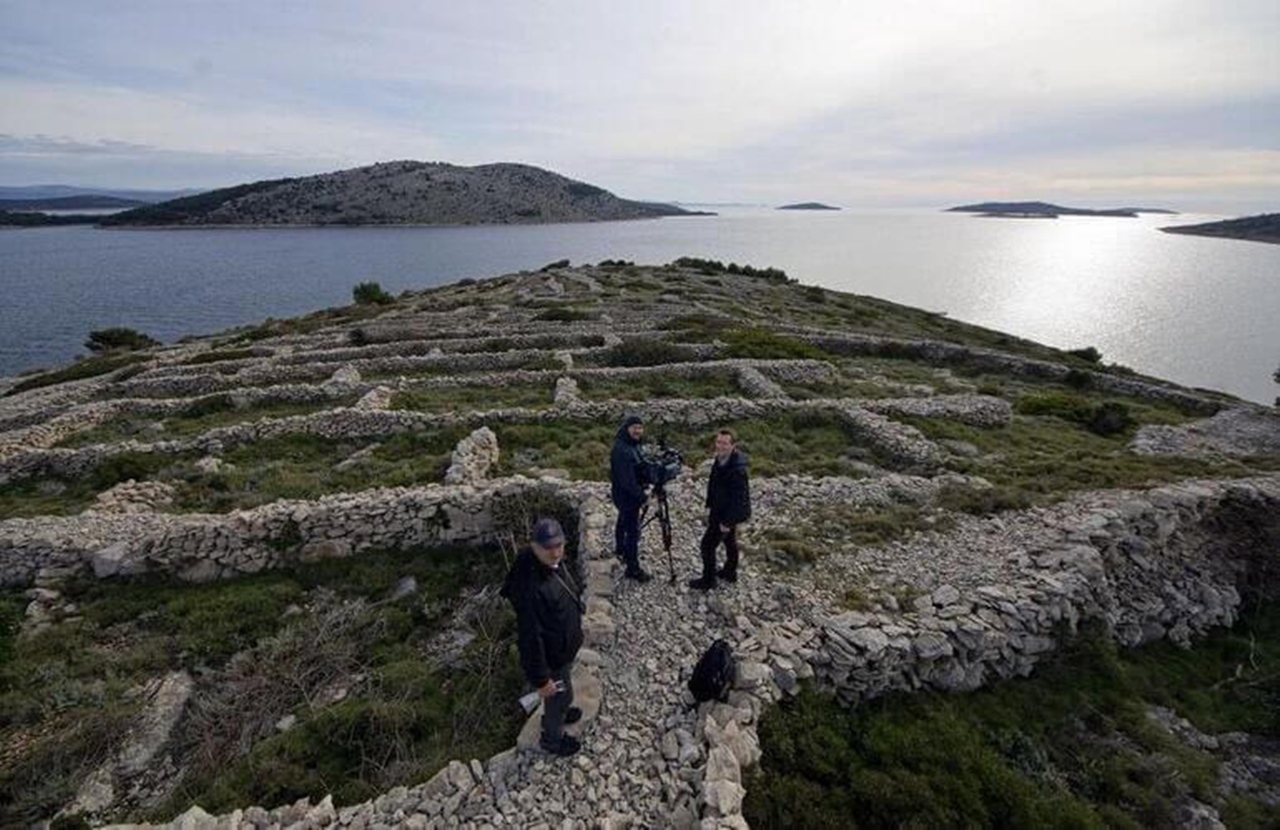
[947,201,1162,218]
[1,260,1277,827]
[1160,212,1280,245]
[99,162,709,227]
[776,202,840,211]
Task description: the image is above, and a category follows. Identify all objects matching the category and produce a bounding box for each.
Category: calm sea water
[0,209,1276,404]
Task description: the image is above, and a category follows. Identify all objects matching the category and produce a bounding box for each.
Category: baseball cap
[532,517,566,548]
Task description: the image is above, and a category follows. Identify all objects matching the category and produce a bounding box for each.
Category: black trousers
[615,503,642,574]
[700,521,739,580]
[540,662,575,745]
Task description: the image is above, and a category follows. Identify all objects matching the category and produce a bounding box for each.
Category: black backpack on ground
[688,639,735,703]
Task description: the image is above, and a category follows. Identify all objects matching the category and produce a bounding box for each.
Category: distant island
[1159,212,1280,245]
[777,202,841,211]
[100,161,712,227]
[946,201,1176,218]
[0,195,148,211]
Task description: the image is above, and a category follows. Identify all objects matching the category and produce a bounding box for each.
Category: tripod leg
[661,500,676,583]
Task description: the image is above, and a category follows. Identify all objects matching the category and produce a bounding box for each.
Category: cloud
[0,0,1276,209]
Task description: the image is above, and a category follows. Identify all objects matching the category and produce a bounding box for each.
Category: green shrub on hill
[85,327,159,353]
[747,607,1280,828]
[352,281,394,306]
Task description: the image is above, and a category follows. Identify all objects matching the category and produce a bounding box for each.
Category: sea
[0,208,1276,404]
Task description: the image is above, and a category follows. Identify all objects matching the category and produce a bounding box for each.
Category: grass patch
[391,383,553,413]
[902,415,1274,504]
[534,306,595,322]
[0,450,183,520]
[761,503,950,566]
[0,545,522,825]
[492,410,897,481]
[576,371,740,401]
[589,340,702,368]
[4,354,149,397]
[745,606,1280,829]
[55,398,356,449]
[720,328,831,361]
[170,430,467,513]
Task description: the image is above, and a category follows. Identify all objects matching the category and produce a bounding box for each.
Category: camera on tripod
[637,441,684,583]
[640,444,684,490]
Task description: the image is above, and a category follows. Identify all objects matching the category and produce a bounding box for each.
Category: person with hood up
[500,517,585,756]
[610,413,652,582]
[688,428,752,591]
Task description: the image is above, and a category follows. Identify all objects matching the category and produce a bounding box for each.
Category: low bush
[745,608,1280,828]
[1067,346,1103,363]
[85,327,159,353]
[352,281,394,306]
[1016,394,1135,436]
[720,328,830,361]
[534,306,594,322]
[598,340,700,367]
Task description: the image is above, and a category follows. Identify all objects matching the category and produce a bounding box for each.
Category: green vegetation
[491,410,896,482]
[0,545,524,825]
[904,414,1277,508]
[4,353,149,397]
[169,431,467,513]
[534,306,595,322]
[391,383,553,412]
[99,177,297,226]
[745,606,1280,828]
[55,398,355,449]
[0,450,181,520]
[352,281,395,306]
[670,257,793,284]
[591,340,702,368]
[576,371,740,401]
[759,503,952,566]
[85,327,160,353]
[719,328,832,361]
[1016,392,1136,436]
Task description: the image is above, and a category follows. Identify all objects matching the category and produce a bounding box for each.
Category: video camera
[640,443,684,490]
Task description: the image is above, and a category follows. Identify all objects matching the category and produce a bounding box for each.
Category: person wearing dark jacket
[689,429,752,591]
[610,413,652,582]
[500,517,585,756]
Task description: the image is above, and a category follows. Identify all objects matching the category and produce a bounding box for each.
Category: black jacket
[501,549,584,687]
[610,425,647,509]
[706,449,751,525]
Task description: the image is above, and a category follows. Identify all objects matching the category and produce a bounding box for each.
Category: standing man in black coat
[689,428,751,591]
[610,413,652,582]
[501,517,585,756]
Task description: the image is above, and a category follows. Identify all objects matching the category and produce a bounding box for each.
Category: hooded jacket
[501,549,584,688]
[610,417,647,509]
[706,449,751,526]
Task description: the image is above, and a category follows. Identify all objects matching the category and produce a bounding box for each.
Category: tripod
[639,482,676,583]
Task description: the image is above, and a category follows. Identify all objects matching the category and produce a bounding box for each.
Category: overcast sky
[1,1,1277,212]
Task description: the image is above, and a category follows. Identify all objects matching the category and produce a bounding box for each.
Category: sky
[1,1,1278,212]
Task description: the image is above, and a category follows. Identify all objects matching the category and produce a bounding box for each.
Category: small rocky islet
[1,258,1278,827]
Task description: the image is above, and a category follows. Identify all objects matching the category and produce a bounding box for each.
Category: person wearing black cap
[500,517,585,756]
[610,413,652,582]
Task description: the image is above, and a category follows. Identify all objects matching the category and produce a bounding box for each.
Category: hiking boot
[565,706,583,725]
[540,734,581,756]
[625,568,652,583]
[716,567,737,583]
[687,576,717,592]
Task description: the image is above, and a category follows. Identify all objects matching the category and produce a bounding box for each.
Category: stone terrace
[1,261,1277,828]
